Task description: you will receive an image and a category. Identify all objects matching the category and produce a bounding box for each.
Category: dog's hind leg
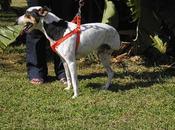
[97,45,114,89]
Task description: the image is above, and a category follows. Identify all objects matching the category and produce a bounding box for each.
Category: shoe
[58,72,67,84]
[30,78,44,85]
[60,77,67,84]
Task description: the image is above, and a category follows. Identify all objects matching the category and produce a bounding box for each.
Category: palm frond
[0,25,23,50]
[127,0,140,22]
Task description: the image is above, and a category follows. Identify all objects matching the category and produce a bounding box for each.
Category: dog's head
[17,6,50,32]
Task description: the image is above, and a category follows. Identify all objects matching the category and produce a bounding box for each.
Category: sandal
[30,78,44,85]
[58,72,67,84]
[60,77,67,84]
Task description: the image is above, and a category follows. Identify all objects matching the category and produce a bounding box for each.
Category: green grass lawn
[0,47,175,129]
[1,0,175,129]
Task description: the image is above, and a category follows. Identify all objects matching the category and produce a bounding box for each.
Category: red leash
[50,15,81,53]
[51,0,84,53]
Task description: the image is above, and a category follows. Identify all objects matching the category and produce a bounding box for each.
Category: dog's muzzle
[23,22,33,32]
[17,16,34,32]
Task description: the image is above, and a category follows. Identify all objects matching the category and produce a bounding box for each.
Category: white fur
[18,7,121,98]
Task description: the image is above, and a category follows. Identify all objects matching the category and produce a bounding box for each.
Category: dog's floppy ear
[38,6,50,17]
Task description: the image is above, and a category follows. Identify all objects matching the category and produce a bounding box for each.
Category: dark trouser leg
[26,30,48,81]
[52,52,65,79]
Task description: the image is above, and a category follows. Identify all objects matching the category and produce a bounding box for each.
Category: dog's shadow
[45,76,58,83]
[79,67,175,92]
[45,67,175,92]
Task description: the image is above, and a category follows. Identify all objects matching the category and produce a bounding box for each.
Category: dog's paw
[64,86,71,90]
[72,95,78,99]
[101,85,109,90]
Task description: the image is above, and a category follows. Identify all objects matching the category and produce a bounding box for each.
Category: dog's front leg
[63,61,71,90]
[67,60,79,98]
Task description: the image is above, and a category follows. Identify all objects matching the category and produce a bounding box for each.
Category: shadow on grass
[80,67,175,92]
[0,53,26,72]
[45,76,57,83]
[79,72,106,80]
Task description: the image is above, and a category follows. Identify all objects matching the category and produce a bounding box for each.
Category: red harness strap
[51,16,81,52]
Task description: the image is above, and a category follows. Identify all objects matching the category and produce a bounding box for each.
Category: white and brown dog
[17,6,121,98]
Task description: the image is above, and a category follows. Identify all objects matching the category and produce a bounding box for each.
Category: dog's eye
[25,11,32,18]
[25,14,31,18]
[26,11,30,15]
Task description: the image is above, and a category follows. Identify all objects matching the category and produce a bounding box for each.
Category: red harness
[51,15,81,53]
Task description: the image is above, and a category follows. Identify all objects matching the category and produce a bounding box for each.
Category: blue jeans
[26,30,64,81]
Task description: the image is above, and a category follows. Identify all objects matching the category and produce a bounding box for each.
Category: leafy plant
[0,25,23,50]
[127,0,140,22]
[150,35,167,54]
[126,0,140,43]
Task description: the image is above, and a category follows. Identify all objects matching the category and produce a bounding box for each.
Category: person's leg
[52,52,66,84]
[49,0,78,21]
[26,0,39,7]
[26,30,48,84]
